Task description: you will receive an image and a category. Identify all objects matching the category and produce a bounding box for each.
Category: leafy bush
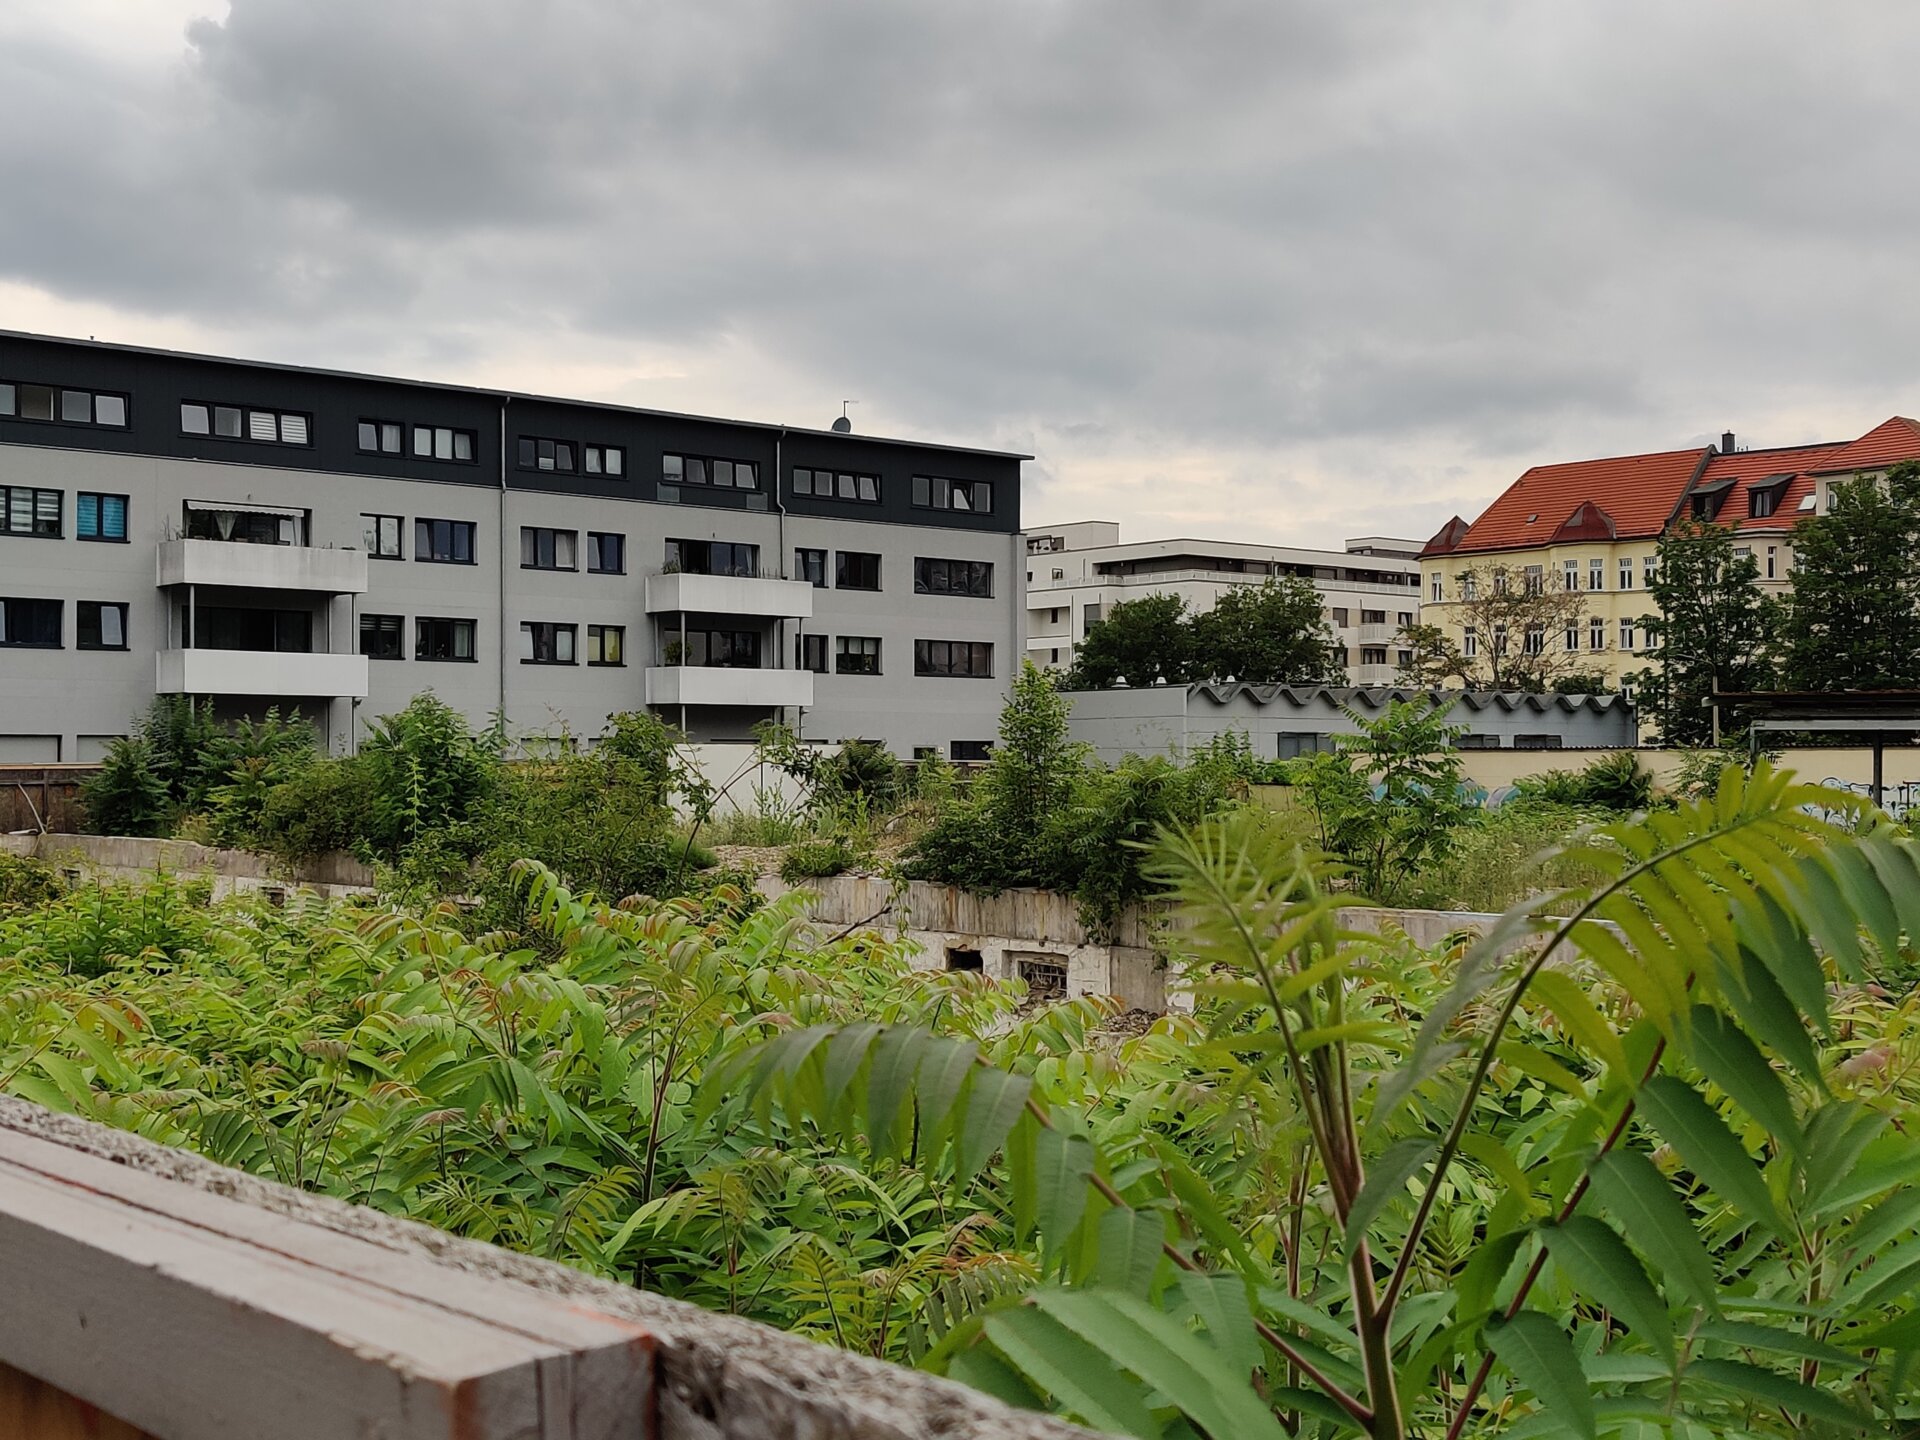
[358,694,502,853]
[1511,749,1655,812]
[79,735,174,836]
[779,838,856,883]
[251,758,382,862]
[1407,801,1611,912]
[0,852,63,911]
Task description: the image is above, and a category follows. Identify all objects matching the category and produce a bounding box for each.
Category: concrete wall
[0,1096,1094,1440]
[0,832,373,898]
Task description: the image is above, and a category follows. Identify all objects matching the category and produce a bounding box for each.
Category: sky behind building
[5,0,1919,547]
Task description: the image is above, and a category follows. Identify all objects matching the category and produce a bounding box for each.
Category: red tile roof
[1808,416,1920,475]
[1452,447,1710,556]
[1418,515,1472,559]
[1692,442,1848,534]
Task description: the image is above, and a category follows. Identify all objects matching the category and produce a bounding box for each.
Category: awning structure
[184,499,308,520]
[1717,690,1920,808]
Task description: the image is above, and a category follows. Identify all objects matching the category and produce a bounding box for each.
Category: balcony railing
[644,572,814,619]
[156,538,369,595]
[156,649,369,699]
[1028,568,1419,597]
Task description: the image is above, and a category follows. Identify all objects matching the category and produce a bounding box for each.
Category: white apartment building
[1022,522,1424,685]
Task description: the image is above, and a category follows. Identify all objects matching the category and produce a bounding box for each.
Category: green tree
[1189,576,1345,684]
[1065,593,1192,689]
[1779,460,1920,691]
[1634,518,1776,745]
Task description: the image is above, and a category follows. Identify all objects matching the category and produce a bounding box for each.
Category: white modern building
[1022,522,1424,685]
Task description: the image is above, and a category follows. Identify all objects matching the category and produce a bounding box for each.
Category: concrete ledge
[0,832,374,898]
[0,1098,1093,1440]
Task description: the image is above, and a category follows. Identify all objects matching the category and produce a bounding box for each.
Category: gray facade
[1063,682,1639,763]
[0,332,1024,760]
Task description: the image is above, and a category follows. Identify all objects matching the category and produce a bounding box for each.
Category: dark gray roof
[1185,682,1635,716]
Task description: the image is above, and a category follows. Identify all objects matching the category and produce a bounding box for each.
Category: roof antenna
[832,399,857,434]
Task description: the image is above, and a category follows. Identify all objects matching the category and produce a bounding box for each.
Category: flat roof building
[0,331,1027,761]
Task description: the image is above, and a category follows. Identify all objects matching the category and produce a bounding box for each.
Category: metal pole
[1873,739,1886,813]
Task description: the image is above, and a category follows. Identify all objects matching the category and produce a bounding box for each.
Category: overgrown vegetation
[5,765,1920,1436]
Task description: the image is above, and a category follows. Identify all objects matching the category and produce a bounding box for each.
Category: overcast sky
[5,1,1919,549]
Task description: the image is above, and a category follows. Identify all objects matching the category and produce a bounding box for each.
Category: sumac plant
[718,765,1920,1436]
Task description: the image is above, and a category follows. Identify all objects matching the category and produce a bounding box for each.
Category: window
[1361,609,1386,625]
[1750,488,1776,518]
[0,382,127,428]
[0,597,60,647]
[416,617,476,661]
[1563,559,1579,592]
[794,548,827,587]
[663,452,759,489]
[1460,573,1478,601]
[402,425,476,462]
[1463,626,1478,658]
[517,436,576,473]
[793,467,879,502]
[186,504,299,545]
[359,613,404,659]
[914,639,994,678]
[1397,612,1414,627]
[911,475,993,513]
[180,402,310,445]
[193,607,310,652]
[835,636,882,675]
[587,532,625,574]
[1429,573,1443,602]
[1330,607,1350,627]
[1564,624,1579,652]
[1619,558,1634,590]
[1,486,61,538]
[1492,623,1508,656]
[1360,647,1389,665]
[666,539,759,577]
[76,492,128,542]
[797,633,828,673]
[362,514,403,559]
[915,557,994,597]
[835,551,881,590]
[520,622,577,664]
[77,601,127,651]
[1643,556,1657,586]
[1619,620,1635,651]
[1492,570,1509,597]
[950,740,993,762]
[1523,565,1544,597]
[1523,624,1545,656]
[415,518,476,564]
[520,527,578,571]
[1083,603,1102,634]
[586,624,625,666]
[674,629,760,667]
[583,444,624,477]
[1590,619,1605,651]
[1733,545,1752,562]
[1766,545,1777,580]
[357,420,404,455]
[1049,608,1062,625]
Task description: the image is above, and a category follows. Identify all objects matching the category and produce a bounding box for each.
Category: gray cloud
[5,0,1920,546]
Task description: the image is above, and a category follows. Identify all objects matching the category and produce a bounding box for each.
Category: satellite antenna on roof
[831,400,857,434]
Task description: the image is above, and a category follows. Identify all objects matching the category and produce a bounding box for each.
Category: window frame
[586,531,626,575]
[359,612,406,661]
[662,451,761,491]
[407,425,476,464]
[794,547,828,587]
[76,600,128,652]
[362,513,404,560]
[519,621,579,666]
[519,526,579,572]
[583,444,625,478]
[414,518,477,565]
[0,485,63,539]
[516,436,578,474]
[792,467,880,503]
[0,381,130,429]
[76,491,130,544]
[913,638,994,678]
[0,596,63,648]
[913,557,994,598]
[911,474,994,514]
[586,623,626,667]
[835,550,882,591]
[834,635,882,676]
[178,400,313,447]
[357,418,406,456]
[797,633,828,673]
[415,616,478,663]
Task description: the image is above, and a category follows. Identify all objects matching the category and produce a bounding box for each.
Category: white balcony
[157,539,369,595]
[1351,663,1401,687]
[644,666,814,709]
[645,572,814,619]
[156,649,370,699]
[1357,622,1398,644]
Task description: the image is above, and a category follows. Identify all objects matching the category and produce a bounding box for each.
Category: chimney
[1721,430,1736,454]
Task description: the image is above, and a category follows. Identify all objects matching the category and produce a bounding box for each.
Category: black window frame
[76,600,129,652]
[414,518,477,565]
[0,596,62,648]
[583,444,626,478]
[0,381,129,429]
[76,492,130,544]
[794,548,827,587]
[362,513,404,559]
[587,531,626,575]
[791,467,880,503]
[798,633,828,673]
[835,551,882,591]
[359,612,405,660]
[412,424,478,464]
[835,635,882,676]
[0,485,62,539]
[415,616,478,662]
[662,451,760,491]
[672,628,761,668]
[178,400,313,447]
[910,474,994,514]
[665,538,760,578]
[586,623,626,667]
[520,620,578,666]
[516,436,577,473]
[914,638,994,678]
[950,740,993,762]
[356,418,406,456]
[519,526,579,572]
[913,557,993,598]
